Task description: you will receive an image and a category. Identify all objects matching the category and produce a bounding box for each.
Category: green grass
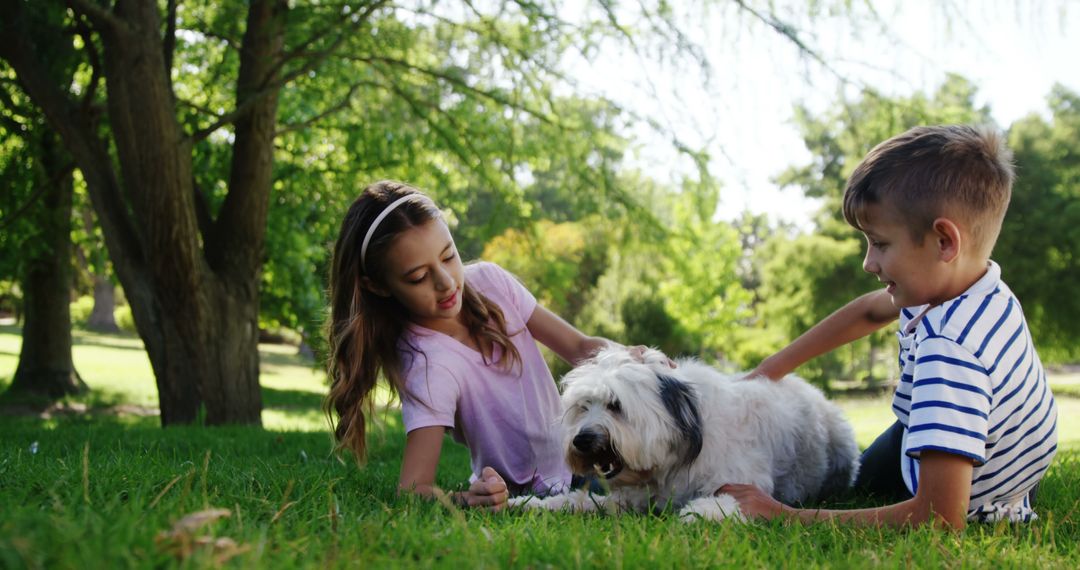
[2,325,1079,568]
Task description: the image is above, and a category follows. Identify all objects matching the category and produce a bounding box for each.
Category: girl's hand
[627,345,677,368]
[457,466,509,511]
[718,484,786,520]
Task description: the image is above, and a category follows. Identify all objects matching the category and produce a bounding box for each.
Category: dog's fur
[509,347,860,522]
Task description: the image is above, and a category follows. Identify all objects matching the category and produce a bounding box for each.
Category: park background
[1,0,1078,567]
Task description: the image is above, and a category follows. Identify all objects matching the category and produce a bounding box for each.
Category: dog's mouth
[594,456,623,479]
[571,444,623,479]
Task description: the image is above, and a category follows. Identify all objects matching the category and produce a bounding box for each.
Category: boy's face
[373,218,466,331]
[859,203,952,309]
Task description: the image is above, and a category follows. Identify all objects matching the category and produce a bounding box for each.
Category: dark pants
[854,420,913,501]
[854,420,1042,506]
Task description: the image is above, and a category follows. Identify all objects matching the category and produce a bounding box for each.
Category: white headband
[360,194,416,270]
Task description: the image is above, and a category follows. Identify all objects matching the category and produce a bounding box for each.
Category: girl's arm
[721,450,973,529]
[399,426,509,510]
[527,305,612,365]
[752,289,899,380]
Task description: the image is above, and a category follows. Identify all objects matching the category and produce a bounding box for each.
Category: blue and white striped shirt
[893,261,1057,522]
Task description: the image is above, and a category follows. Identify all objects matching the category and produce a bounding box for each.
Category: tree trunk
[78,202,120,333]
[93,0,275,425]
[1,0,285,425]
[9,132,87,399]
[86,275,119,332]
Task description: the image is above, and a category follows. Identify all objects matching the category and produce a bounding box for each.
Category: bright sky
[565,0,1080,229]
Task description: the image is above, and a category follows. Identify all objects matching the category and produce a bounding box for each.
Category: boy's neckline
[902,260,1000,335]
[903,305,934,335]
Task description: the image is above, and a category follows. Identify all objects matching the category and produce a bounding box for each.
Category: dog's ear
[656,373,703,467]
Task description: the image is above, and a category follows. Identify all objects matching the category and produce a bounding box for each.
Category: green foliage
[999,86,1080,362]
[776,74,994,237]
[481,172,756,373]
[165,2,655,346]
[69,296,95,326]
[656,183,752,362]
[114,304,136,334]
[757,75,1080,384]
[755,232,894,387]
[482,218,608,320]
[0,280,19,317]
[0,2,85,283]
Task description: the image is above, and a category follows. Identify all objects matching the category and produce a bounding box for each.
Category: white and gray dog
[509,346,860,522]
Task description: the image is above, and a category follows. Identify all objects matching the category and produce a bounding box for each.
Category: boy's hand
[458,466,509,511]
[627,345,677,368]
[744,356,784,381]
[718,483,786,520]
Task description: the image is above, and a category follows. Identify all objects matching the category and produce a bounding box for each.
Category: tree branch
[375,65,505,193]
[72,15,103,113]
[0,0,144,271]
[266,0,389,89]
[346,54,566,128]
[67,0,128,34]
[732,0,847,84]
[188,0,389,143]
[0,162,75,231]
[275,78,379,135]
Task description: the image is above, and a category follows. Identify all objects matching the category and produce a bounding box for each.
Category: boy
[722,125,1057,529]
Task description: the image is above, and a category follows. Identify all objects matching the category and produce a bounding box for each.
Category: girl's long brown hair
[324,181,522,462]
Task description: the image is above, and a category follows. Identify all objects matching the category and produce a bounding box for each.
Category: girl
[325,180,621,510]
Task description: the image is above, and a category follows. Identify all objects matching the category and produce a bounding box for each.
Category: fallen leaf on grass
[164,508,232,534]
[155,508,249,563]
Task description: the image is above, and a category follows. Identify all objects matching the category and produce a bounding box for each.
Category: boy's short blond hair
[843,125,1015,256]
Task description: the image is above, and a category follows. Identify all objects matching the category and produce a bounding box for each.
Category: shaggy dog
[509,347,860,521]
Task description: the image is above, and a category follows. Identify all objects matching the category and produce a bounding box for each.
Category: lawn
[1,325,1078,568]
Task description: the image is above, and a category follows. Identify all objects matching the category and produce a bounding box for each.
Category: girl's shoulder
[398,337,468,382]
[464,260,508,286]
[467,260,532,293]
[465,261,536,321]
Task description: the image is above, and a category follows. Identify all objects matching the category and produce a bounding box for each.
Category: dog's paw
[507,490,610,513]
[506,495,537,509]
[679,495,745,523]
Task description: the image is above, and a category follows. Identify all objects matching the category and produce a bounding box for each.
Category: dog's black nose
[573,431,599,452]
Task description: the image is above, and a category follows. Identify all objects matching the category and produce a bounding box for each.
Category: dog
[508,346,860,521]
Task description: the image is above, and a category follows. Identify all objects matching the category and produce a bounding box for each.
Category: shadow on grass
[0,380,158,422]
[0,413,333,453]
[0,384,324,420]
[71,330,146,352]
[259,347,318,369]
[261,385,324,410]
[3,324,148,354]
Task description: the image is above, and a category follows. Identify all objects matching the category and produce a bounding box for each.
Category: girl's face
[372,218,466,331]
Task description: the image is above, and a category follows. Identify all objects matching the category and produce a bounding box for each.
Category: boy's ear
[360,276,390,297]
[931,217,962,263]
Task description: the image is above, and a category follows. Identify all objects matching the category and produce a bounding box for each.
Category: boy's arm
[721,450,973,529]
[753,289,898,380]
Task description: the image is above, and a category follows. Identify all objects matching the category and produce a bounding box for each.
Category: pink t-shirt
[399,262,571,496]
